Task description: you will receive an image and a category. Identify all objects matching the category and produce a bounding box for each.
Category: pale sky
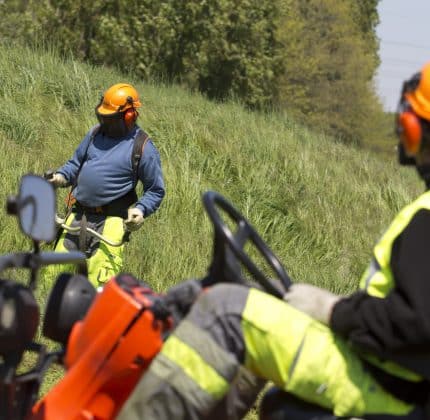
[376,0,430,112]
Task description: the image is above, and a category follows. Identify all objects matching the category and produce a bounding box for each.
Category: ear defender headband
[396,73,423,157]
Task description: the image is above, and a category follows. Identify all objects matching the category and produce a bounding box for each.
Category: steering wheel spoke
[233,220,251,246]
[203,191,291,298]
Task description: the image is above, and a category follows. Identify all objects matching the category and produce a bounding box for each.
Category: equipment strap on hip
[79,212,88,252]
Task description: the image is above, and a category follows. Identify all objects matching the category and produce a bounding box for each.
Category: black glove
[164,279,203,323]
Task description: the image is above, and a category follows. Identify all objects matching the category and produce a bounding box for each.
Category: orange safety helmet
[96,83,142,115]
[396,62,430,158]
[95,83,142,138]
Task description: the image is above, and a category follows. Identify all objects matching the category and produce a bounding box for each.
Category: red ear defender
[398,110,422,156]
[124,108,137,127]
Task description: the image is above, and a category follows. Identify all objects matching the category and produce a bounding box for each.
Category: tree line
[1,0,386,145]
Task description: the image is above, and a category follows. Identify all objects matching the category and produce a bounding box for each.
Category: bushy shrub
[0,0,384,144]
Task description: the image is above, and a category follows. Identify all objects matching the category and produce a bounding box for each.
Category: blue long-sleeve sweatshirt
[57,125,165,217]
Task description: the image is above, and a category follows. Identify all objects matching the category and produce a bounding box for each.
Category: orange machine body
[32,277,171,420]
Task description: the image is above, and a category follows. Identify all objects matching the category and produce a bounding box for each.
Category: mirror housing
[7,174,56,243]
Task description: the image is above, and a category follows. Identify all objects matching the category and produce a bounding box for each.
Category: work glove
[124,207,144,231]
[48,172,68,188]
[164,279,203,323]
[283,283,341,325]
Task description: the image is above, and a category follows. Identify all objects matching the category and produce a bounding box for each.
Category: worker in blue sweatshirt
[48,83,165,287]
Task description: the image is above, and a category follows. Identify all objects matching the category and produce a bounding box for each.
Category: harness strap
[79,213,88,252]
[131,130,149,188]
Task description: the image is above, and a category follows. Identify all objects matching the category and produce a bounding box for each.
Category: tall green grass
[0,44,421,292]
[0,44,424,413]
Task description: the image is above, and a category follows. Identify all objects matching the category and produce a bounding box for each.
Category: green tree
[276,0,384,144]
[0,0,281,108]
[348,0,380,70]
[0,0,386,144]
[91,0,281,107]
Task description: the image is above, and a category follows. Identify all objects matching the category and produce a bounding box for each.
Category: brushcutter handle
[55,214,128,247]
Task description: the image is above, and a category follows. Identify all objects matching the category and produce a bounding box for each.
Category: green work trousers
[51,211,125,288]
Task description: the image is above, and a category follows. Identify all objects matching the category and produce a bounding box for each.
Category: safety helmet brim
[96,104,120,116]
[96,100,142,116]
[405,91,430,120]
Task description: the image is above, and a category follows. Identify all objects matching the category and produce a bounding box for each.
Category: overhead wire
[380,40,430,51]
[376,6,430,110]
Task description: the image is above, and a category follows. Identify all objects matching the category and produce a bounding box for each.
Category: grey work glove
[124,207,144,231]
[283,283,341,325]
[164,279,203,323]
[48,172,68,188]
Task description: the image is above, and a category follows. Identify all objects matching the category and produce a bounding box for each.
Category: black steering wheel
[202,191,291,298]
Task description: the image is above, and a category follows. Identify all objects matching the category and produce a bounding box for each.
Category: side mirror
[7,175,56,243]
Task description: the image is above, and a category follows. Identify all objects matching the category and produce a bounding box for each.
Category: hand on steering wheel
[202,191,291,298]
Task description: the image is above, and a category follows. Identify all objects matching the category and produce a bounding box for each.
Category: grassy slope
[0,44,424,410]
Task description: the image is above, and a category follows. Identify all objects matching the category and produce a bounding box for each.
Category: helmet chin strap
[397,142,416,166]
[414,130,430,189]
[416,164,430,189]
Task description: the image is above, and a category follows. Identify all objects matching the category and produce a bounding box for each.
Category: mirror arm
[36,251,88,277]
[77,261,88,277]
[0,251,88,278]
[29,241,41,290]
[0,253,32,273]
